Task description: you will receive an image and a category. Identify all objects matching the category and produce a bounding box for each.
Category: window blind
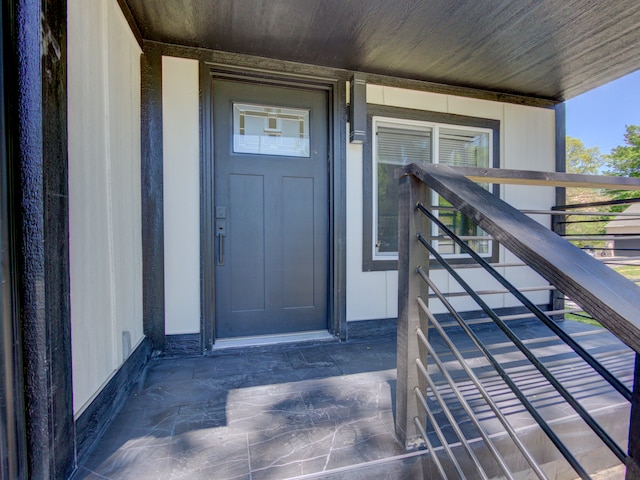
[377,126,432,166]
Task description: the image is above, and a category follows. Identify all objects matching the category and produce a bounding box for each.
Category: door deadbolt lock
[216,220,226,237]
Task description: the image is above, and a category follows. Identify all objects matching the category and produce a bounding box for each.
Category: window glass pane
[233,103,310,157]
[376,126,432,254]
[439,128,489,168]
[372,119,493,260]
[436,197,489,255]
[437,128,490,254]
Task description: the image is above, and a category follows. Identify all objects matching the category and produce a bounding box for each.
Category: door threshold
[212,330,335,349]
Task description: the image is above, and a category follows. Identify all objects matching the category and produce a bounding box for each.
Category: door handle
[216,220,226,265]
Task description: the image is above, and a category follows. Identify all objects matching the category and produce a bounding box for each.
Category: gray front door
[213,79,329,338]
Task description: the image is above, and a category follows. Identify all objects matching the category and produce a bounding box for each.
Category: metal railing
[396,163,640,479]
[552,197,640,259]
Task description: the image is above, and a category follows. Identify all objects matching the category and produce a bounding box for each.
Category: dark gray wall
[15,0,75,478]
[141,42,166,352]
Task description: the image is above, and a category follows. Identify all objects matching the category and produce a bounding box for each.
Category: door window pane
[233,103,310,157]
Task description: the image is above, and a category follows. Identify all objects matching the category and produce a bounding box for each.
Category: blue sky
[566,69,640,155]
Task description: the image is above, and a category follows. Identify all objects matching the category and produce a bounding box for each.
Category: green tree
[565,137,607,249]
[605,125,640,177]
[566,136,603,174]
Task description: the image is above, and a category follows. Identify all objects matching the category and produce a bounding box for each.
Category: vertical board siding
[68,0,113,411]
[68,0,143,415]
[108,0,144,367]
[158,70,557,325]
[346,139,388,320]
[347,85,556,321]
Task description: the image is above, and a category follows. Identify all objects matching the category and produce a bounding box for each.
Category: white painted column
[162,56,201,335]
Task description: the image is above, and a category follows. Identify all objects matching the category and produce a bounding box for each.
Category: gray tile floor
[73,338,405,480]
[72,320,635,480]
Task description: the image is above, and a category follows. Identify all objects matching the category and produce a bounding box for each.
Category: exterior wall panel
[346,138,389,320]
[157,69,557,327]
[347,85,556,321]
[378,86,449,112]
[68,0,143,415]
[162,56,201,335]
[108,0,144,367]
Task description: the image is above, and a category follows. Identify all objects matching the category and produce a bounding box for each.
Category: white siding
[346,139,388,320]
[501,104,556,308]
[68,0,143,415]
[162,57,201,335]
[157,72,557,327]
[347,85,557,321]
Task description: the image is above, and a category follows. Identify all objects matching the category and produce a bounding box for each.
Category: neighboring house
[2,0,640,478]
[606,203,640,257]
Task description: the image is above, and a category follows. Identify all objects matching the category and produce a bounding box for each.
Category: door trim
[200,63,347,349]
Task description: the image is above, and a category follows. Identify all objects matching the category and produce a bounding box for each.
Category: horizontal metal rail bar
[555,197,640,211]
[415,359,491,480]
[558,219,620,226]
[417,317,546,479]
[414,388,468,479]
[416,231,628,463]
[600,257,640,263]
[429,285,555,299]
[429,235,493,241]
[437,315,573,330]
[450,262,528,269]
[566,312,597,321]
[561,218,612,225]
[497,309,581,321]
[582,247,640,252]
[523,210,640,217]
[563,235,640,241]
[413,267,591,479]
[418,203,633,402]
[429,205,460,212]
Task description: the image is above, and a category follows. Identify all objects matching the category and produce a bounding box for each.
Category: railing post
[627,354,640,479]
[396,172,430,450]
[551,205,566,321]
[552,103,567,321]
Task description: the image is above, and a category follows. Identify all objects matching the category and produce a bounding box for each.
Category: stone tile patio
[71,319,634,480]
[72,338,405,480]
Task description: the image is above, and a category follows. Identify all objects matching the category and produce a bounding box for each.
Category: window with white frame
[363,108,499,271]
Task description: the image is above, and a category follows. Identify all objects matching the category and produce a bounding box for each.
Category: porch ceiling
[122,0,640,102]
